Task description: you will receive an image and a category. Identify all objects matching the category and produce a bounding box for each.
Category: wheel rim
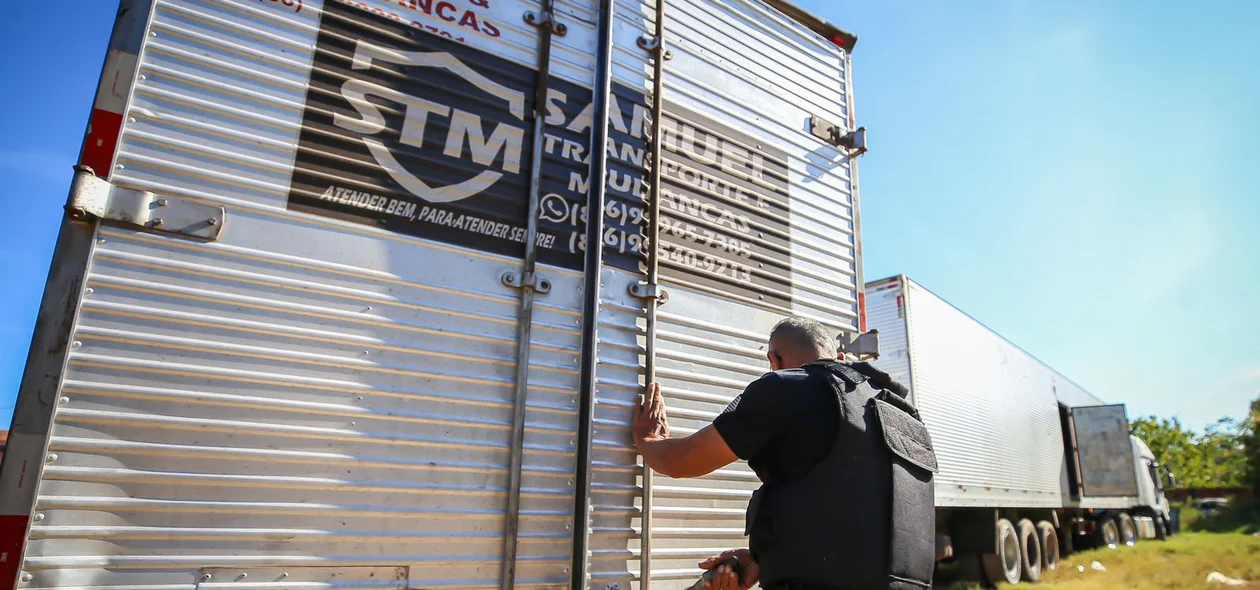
[1003,529,1021,581]
[1026,530,1041,577]
[1121,520,1137,547]
[1045,533,1060,569]
[1103,521,1120,549]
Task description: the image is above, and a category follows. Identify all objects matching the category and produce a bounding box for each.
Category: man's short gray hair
[769,317,838,359]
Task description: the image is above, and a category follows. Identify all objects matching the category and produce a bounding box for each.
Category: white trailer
[865,275,1174,585]
[0,1,869,589]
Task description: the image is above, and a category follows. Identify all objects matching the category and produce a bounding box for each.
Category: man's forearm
[639,436,694,478]
[633,420,738,478]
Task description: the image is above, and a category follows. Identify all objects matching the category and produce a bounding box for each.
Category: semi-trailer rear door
[1070,404,1140,499]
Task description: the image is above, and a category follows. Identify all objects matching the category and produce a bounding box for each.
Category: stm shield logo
[335,41,527,204]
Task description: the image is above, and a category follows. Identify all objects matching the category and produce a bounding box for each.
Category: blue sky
[0,1,1257,431]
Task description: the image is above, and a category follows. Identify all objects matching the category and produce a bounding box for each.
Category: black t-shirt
[712,367,839,485]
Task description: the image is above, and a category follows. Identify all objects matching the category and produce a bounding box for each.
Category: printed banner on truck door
[287,1,793,308]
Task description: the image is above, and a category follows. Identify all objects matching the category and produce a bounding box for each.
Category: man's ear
[766,351,777,370]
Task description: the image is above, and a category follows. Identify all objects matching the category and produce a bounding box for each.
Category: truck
[865,275,1175,585]
[0,1,870,589]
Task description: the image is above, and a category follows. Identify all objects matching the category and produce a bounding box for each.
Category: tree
[1243,394,1260,497]
[1131,416,1199,487]
[1130,414,1248,489]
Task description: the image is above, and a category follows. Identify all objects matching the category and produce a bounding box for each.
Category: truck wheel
[1037,521,1060,572]
[1117,513,1138,547]
[1015,519,1042,582]
[982,518,1022,585]
[1097,516,1120,549]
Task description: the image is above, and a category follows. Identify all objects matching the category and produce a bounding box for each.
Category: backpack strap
[803,360,868,387]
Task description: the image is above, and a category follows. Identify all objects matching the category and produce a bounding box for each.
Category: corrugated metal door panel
[903,280,1064,508]
[864,278,912,396]
[583,0,859,585]
[660,0,858,324]
[588,269,646,589]
[25,0,589,588]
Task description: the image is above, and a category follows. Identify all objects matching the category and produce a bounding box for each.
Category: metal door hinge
[524,10,567,36]
[637,35,673,60]
[502,271,552,294]
[809,116,868,157]
[67,165,225,241]
[628,282,669,304]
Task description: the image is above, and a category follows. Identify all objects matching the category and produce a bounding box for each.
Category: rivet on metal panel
[150,31,157,36]
[116,164,125,170]
[236,573,248,581]
[59,397,69,404]
[357,396,364,401]
[208,217,219,226]
[201,573,212,582]
[46,454,57,463]
[156,198,169,207]
[33,513,45,522]
[72,341,82,348]
[85,287,94,293]
[20,573,32,583]
[128,117,136,123]
[280,573,289,579]
[96,239,105,245]
[150,218,164,227]
[607,584,620,590]
[138,74,146,80]
[350,421,356,426]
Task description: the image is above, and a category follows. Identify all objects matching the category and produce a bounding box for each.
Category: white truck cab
[1131,435,1173,536]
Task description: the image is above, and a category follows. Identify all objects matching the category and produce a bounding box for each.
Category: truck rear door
[1068,404,1140,499]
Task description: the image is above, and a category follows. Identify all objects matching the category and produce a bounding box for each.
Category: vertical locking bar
[572,0,618,587]
[639,0,668,588]
[502,1,559,587]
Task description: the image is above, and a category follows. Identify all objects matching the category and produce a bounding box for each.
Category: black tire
[982,518,1022,586]
[1015,519,1042,582]
[1096,515,1120,550]
[1037,520,1060,572]
[1117,512,1138,547]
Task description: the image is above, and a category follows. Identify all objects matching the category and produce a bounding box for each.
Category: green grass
[942,532,1260,589]
[1038,532,1260,589]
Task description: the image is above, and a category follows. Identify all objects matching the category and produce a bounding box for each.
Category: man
[633,317,936,590]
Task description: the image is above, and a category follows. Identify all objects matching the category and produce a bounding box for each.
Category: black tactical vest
[745,361,938,590]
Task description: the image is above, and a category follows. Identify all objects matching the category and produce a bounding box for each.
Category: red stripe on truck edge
[0,514,31,590]
[858,292,867,333]
[81,108,124,178]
